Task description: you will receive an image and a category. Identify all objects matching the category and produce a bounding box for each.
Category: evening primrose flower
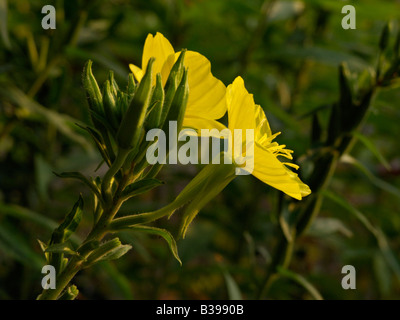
[225,76,311,200]
[129,32,226,131]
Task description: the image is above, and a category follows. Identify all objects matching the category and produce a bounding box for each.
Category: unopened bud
[116,58,155,150]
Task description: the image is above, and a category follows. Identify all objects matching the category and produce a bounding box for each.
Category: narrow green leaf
[341,155,400,199]
[307,217,353,238]
[223,272,243,300]
[323,190,400,282]
[353,132,390,170]
[45,241,77,256]
[0,223,44,270]
[54,171,102,201]
[121,178,164,200]
[84,238,131,266]
[0,86,90,151]
[0,203,81,245]
[277,267,323,300]
[77,125,112,167]
[50,195,84,243]
[128,225,181,265]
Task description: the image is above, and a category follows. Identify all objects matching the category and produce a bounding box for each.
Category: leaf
[84,238,132,266]
[223,272,243,300]
[340,155,400,199]
[50,195,84,244]
[121,179,164,200]
[0,86,91,151]
[53,171,102,201]
[277,267,323,300]
[0,202,81,246]
[34,155,54,202]
[58,285,79,300]
[307,217,353,238]
[95,262,134,299]
[45,241,77,256]
[0,222,44,270]
[77,125,112,167]
[267,1,305,22]
[128,225,181,265]
[279,200,294,243]
[323,190,400,282]
[353,132,391,170]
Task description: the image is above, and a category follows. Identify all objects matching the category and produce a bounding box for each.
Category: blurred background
[1,0,400,299]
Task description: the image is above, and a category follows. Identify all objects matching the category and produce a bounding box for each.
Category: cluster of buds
[82,51,189,179]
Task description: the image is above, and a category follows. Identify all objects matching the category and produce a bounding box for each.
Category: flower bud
[108,70,119,98]
[127,73,136,97]
[116,58,155,150]
[159,50,186,126]
[146,73,165,129]
[82,60,103,117]
[102,80,119,131]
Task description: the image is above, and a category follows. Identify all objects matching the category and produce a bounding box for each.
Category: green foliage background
[1,0,400,299]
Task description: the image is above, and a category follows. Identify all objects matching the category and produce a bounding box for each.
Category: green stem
[101,148,130,206]
[37,256,83,300]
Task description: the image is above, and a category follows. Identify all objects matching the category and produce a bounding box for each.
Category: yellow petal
[226,77,257,131]
[183,116,228,136]
[252,142,309,200]
[254,104,272,140]
[129,64,144,82]
[142,32,175,83]
[183,50,226,120]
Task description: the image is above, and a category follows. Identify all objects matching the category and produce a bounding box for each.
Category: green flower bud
[127,73,136,97]
[108,70,119,98]
[146,73,165,129]
[116,58,155,150]
[102,80,119,131]
[82,60,103,117]
[159,50,186,126]
[166,67,189,132]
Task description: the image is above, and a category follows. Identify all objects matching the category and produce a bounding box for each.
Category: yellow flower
[226,76,311,200]
[129,32,227,131]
